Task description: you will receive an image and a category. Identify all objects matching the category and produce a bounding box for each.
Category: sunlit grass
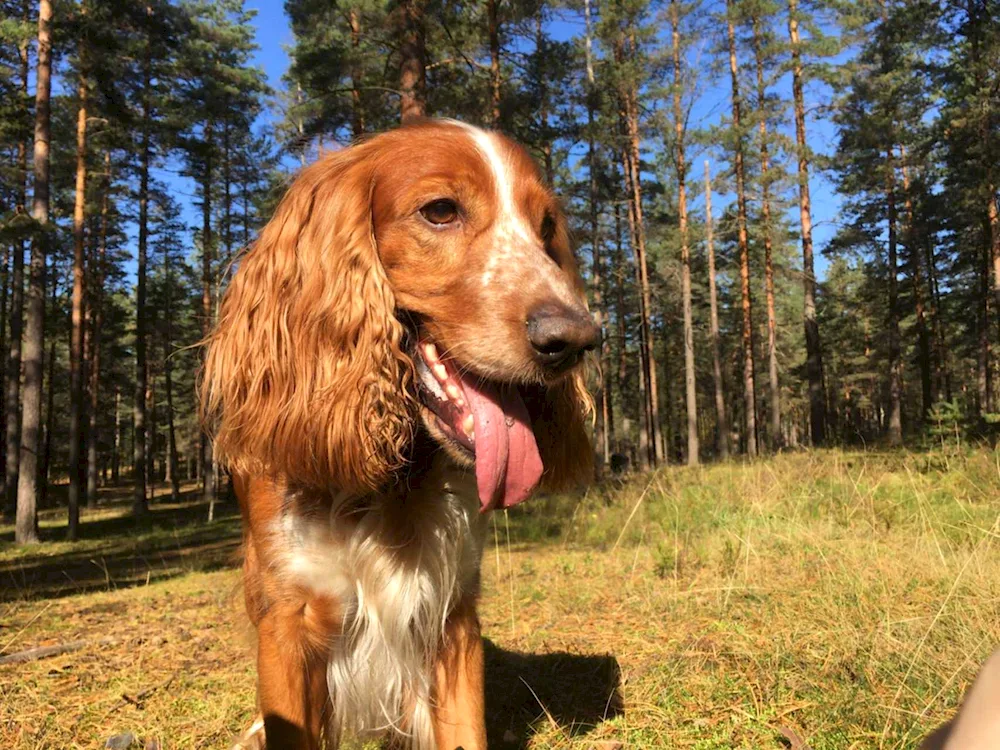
[1,449,997,748]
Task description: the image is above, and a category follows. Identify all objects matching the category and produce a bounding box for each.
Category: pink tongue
[459,378,543,512]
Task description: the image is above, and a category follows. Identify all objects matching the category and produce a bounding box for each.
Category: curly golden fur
[201,148,418,495]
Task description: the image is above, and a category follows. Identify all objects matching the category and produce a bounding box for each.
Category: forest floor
[1,449,998,749]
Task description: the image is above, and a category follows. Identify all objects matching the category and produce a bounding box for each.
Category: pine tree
[704,161,729,458]
[2,0,32,518]
[725,0,758,456]
[786,0,834,445]
[668,0,698,465]
[15,0,53,544]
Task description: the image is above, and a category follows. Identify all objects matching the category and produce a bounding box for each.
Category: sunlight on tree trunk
[16,0,53,545]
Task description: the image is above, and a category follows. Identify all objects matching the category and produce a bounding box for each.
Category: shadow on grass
[485,639,623,747]
[0,487,242,602]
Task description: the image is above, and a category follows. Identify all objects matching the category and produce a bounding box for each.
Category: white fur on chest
[269,460,488,747]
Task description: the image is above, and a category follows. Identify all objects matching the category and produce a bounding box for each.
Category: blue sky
[242,2,842,279]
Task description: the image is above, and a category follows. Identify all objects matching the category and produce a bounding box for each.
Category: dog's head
[201,120,596,509]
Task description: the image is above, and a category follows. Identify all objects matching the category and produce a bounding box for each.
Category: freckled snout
[526,303,599,374]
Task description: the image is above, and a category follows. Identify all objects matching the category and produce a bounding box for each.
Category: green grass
[1,449,998,748]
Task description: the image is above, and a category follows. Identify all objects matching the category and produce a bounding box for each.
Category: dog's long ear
[201,147,416,494]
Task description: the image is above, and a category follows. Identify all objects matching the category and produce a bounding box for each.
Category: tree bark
[787,0,825,446]
[616,32,661,465]
[145,362,155,494]
[613,201,630,461]
[990,189,1000,342]
[488,0,500,127]
[885,146,903,444]
[68,35,90,540]
[4,13,30,518]
[163,342,180,502]
[535,12,553,184]
[134,49,151,518]
[898,149,932,420]
[924,237,949,401]
[621,138,659,467]
[38,304,55,509]
[16,0,53,544]
[201,120,216,506]
[671,0,698,466]
[112,385,120,484]
[752,14,780,450]
[349,8,365,137]
[705,161,729,459]
[87,153,110,506]
[397,0,426,123]
[584,0,607,473]
[726,0,758,457]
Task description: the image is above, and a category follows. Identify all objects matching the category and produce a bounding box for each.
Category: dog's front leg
[256,601,332,750]
[432,595,487,750]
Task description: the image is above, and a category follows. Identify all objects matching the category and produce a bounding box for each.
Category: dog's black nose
[527,304,599,371]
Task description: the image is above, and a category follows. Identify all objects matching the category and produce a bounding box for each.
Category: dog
[201,119,598,749]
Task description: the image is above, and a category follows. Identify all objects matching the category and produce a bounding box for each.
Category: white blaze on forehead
[454,122,535,246]
[450,121,580,308]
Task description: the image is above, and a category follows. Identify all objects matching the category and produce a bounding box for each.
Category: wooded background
[1,0,998,545]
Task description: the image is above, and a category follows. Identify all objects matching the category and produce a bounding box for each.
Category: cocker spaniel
[202,119,598,750]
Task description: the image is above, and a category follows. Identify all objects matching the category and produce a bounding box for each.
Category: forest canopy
[1,0,999,544]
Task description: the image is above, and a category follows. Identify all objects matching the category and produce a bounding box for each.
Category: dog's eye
[419,199,459,226]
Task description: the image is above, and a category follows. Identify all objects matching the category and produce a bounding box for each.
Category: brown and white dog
[201,120,597,749]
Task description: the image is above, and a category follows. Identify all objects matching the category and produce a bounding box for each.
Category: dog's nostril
[527,304,600,368]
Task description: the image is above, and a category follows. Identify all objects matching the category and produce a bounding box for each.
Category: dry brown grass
[1,449,998,748]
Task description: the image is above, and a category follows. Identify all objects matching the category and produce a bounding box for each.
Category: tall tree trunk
[134,53,151,518]
[752,14,780,450]
[726,0,758,457]
[1,248,6,464]
[990,189,1000,338]
[705,161,729,459]
[488,0,500,127]
[620,139,659,466]
[924,237,949,401]
[787,0,825,445]
[38,300,55,509]
[885,146,903,444]
[616,32,661,465]
[202,122,216,507]
[16,0,53,544]
[145,365,155,495]
[898,149,931,420]
[584,0,607,473]
[164,342,180,503]
[4,14,30,518]
[979,221,993,415]
[87,156,109,507]
[349,8,365,137]
[671,0,698,466]
[68,41,89,540]
[294,83,306,168]
[614,201,630,460]
[162,172,180,504]
[536,12,553,185]
[112,385,120,484]
[397,0,426,123]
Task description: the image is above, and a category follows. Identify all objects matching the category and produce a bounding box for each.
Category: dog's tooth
[446,383,462,401]
[433,363,448,381]
[462,414,475,438]
[422,342,439,363]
